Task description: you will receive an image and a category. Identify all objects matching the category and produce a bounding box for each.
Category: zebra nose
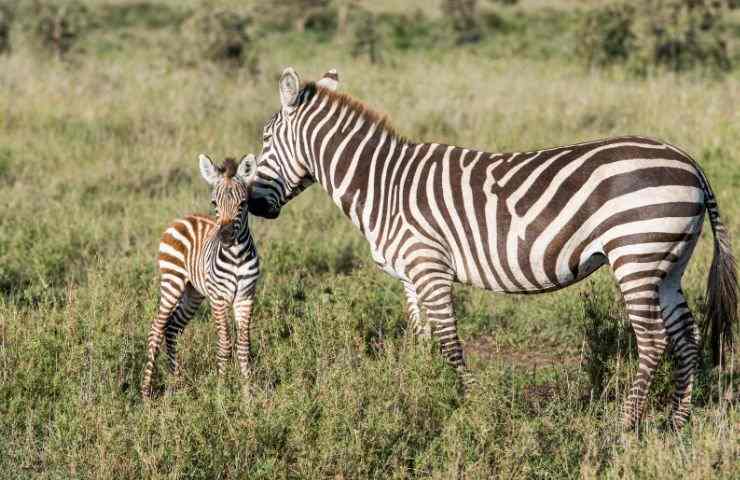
[220,224,234,244]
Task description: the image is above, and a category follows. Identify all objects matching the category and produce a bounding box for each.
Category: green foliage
[0,1,13,54]
[30,0,93,58]
[0,1,739,477]
[576,2,636,67]
[630,0,732,74]
[442,0,482,44]
[180,8,258,72]
[350,7,383,63]
[577,0,733,74]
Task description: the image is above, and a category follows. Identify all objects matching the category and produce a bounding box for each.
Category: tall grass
[0,1,738,478]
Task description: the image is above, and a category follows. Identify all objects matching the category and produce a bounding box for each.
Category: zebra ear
[199,154,220,185]
[316,68,339,91]
[237,154,257,182]
[279,67,301,110]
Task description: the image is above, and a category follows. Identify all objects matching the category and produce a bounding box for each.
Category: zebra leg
[661,286,700,430]
[613,262,669,429]
[420,281,474,392]
[212,301,233,375]
[658,232,701,430]
[142,280,185,398]
[234,297,255,378]
[402,281,430,340]
[164,284,204,376]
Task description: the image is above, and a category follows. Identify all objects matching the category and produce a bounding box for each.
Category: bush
[577,0,732,74]
[576,2,635,67]
[0,2,13,54]
[180,8,258,72]
[30,0,92,58]
[350,8,383,64]
[630,0,731,74]
[442,0,482,44]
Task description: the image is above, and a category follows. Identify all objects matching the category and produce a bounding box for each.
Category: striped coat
[247,68,737,429]
[142,155,260,398]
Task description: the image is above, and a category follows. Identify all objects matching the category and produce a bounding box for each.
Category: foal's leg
[142,279,185,398]
[211,301,233,375]
[164,284,204,376]
[234,297,255,377]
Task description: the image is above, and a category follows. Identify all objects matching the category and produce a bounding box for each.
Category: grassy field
[1,1,739,478]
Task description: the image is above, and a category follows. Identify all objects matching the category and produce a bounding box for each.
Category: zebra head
[198,153,257,246]
[247,67,340,219]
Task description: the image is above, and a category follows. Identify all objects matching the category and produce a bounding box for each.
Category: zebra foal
[246,67,737,429]
[142,154,260,398]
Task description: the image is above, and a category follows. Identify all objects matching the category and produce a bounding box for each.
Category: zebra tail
[702,176,738,368]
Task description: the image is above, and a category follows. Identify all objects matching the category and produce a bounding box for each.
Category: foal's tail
[699,171,738,367]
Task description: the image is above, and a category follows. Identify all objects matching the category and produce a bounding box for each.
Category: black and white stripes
[142,155,260,398]
[247,67,737,429]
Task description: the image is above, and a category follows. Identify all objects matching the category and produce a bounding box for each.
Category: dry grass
[0,2,738,478]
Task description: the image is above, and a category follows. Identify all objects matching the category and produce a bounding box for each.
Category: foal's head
[198,154,257,246]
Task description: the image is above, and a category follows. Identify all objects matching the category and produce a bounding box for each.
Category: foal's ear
[198,154,220,185]
[316,68,339,91]
[237,154,257,182]
[279,67,301,110]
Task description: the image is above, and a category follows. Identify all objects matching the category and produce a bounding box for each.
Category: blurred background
[0,1,738,478]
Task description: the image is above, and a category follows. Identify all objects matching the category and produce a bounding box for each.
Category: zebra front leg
[142,281,184,398]
[234,297,254,378]
[164,285,204,377]
[402,281,430,341]
[211,301,233,375]
[421,281,474,393]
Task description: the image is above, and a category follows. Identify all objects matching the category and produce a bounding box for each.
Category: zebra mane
[221,158,237,179]
[304,82,406,144]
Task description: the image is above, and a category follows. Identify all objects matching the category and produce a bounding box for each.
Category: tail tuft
[703,197,738,367]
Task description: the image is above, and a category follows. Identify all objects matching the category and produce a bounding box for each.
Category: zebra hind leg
[660,285,700,430]
[142,280,185,399]
[658,232,701,430]
[164,284,204,377]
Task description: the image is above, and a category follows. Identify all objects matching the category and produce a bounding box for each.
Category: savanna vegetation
[0,0,738,478]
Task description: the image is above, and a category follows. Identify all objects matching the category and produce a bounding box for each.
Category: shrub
[577,0,732,74]
[576,2,635,67]
[31,0,92,58]
[630,0,731,74]
[0,1,13,54]
[253,0,334,34]
[180,8,258,72]
[351,8,382,64]
[442,0,482,44]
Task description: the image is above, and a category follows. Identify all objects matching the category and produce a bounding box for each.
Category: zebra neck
[204,232,253,272]
[309,121,410,231]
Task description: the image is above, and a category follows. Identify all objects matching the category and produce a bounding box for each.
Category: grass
[0,1,739,478]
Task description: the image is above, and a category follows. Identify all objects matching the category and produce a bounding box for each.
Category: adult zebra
[247,67,737,429]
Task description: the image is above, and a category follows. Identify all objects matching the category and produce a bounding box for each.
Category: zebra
[142,154,260,398]
[246,67,737,429]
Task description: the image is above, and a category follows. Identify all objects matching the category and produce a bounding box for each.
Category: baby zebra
[142,154,260,398]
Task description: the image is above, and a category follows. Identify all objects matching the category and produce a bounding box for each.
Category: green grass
[0,1,739,478]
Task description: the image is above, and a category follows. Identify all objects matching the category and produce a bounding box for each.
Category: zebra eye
[211,200,217,208]
[263,134,272,143]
